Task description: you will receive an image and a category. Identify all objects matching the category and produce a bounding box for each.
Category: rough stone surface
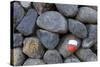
[56,4,78,17]
[20,1,31,8]
[76,48,97,61]
[37,29,59,49]
[68,19,87,38]
[11,48,26,66]
[43,50,63,64]
[23,58,45,65]
[16,9,38,36]
[36,11,68,34]
[57,34,81,58]
[23,37,44,58]
[76,7,97,23]
[13,33,23,48]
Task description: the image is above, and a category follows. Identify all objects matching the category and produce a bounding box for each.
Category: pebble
[68,19,87,38]
[56,4,78,17]
[64,55,80,63]
[57,34,81,58]
[23,58,45,65]
[13,33,23,48]
[20,1,31,8]
[37,29,59,49]
[76,48,97,61]
[82,25,97,48]
[76,7,97,24]
[16,9,38,36]
[13,2,25,26]
[11,48,26,66]
[23,37,44,58]
[43,50,63,64]
[36,11,68,34]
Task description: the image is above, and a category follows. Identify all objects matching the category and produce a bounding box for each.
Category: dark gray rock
[76,7,97,24]
[64,55,80,63]
[56,4,78,17]
[13,33,23,48]
[68,19,87,38]
[82,25,97,48]
[16,9,38,36]
[76,48,97,61]
[57,34,81,58]
[23,58,45,65]
[11,48,26,66]
[43,50,63,64]
[37,11,68,34]
[37,29,59,49]
[23,37,45,58]
[13,2,25,26]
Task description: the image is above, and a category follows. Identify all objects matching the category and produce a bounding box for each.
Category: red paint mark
[66,44,77,52]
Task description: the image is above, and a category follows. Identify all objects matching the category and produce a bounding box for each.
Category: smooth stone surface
[56,4,78,17]
[11,48,26,66]
[57,34,81,58]
[16,9,38,36]
[43,50,63,64]
[23,58,45,65]
[13,2,25,26]
[37,29,59,49]
[68,19,87,38]
[82,25,97,48]
[20,1,31,8]
[13,33,23,47]
[76,48,97,61]
[64,55,80,63]
[76,7,97,23]
[23,37,44,58]
[37,11,68,34]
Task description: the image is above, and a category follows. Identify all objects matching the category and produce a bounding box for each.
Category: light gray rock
[43,50,63,64]
[76,7,97,23]
[23,37,44,58]
[68,19,87,38]
[20,1,31,8]
[37,11,68,34]
[13,33,23,47]
[23,58,45,65]
[76,48,97,61]
[16,9,38,36]
[37,29,59,49]
[56,4,78,17]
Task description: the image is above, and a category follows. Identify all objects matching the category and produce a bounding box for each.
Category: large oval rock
[68,19,87,38]
[56,4,78,17]
[37,11,68,34]
[76,7,97,24]
[23,58,45,65]
[11,48,26,66]
[76,48,97,61]
[57,34,81,58]
[37,29,59,49]
[13,33,23,48]
[23,37,44,58]
[16,9,38,36]
[43,50,63,64]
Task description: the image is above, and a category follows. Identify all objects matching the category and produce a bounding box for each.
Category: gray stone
[23,58,45,65]
[64,55,80,63]
[76,7,97,23]
[56,4,78,17]
[37,11,68,34]
[13,33,23,47]
[37,29,59,49]
[13,2,25,26]
[43,50,63,64]
[57,34,81,58]
[23,37,44,58]
[16,9,38,36]
[76,48,97,61]
[11,48,26,66]
[68,19,87,38]
[20,1,31,8]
